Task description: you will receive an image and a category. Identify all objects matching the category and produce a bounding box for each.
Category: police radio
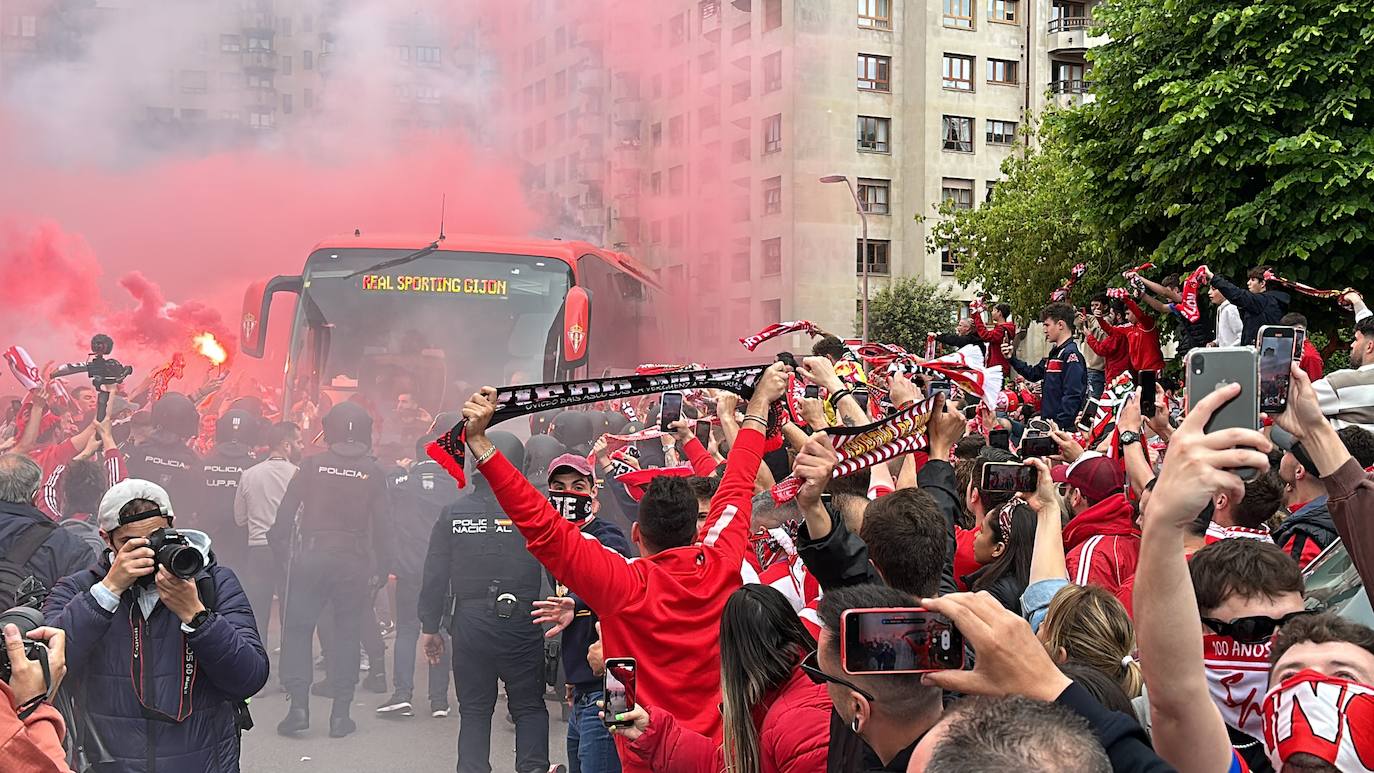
[494,593,517,619]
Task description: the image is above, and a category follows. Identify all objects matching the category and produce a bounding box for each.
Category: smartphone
[602,658,637,727]
[1076,398,1101,433]
[1140,370,1157,419]
[1186,347,1260,479]
[981,461,1037,492]
[1292,329,1306,362]
[693,420,711,445]
[1020,433,1058,458]
[804,383,820,400]
[659,392,683,432]
[963,404,979,420]
[987,428,1010,451]
[1257,326,1296,414]
[928,380,952,400]
[840,608,966,675]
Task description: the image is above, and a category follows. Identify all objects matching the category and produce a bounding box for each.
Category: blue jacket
[43,548,269,773]
[1211,273,1290,349]
[0,500,97,598]
[1011,339,1088,430]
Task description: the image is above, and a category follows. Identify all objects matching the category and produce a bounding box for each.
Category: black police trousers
[451,603,550,773]
[280,547,369,711]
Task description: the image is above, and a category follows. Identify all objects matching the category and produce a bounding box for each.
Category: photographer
[1,620,70,772]
[42,479,268,773]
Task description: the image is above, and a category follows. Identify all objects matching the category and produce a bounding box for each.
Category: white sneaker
[377,694,413,717]
[431,705,450,718]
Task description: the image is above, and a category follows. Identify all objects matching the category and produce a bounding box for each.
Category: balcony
[1050,78,1090,108]
[247,85,278,106]
[242,49,277,71]
[614,194,640,220]
[1047,15,1105,53]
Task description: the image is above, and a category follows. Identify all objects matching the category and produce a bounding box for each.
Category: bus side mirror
[562,286,591,368]
[240,275,303,358]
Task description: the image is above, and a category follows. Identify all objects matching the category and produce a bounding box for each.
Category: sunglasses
[1201,609,1314,644]
[800,649,876,702]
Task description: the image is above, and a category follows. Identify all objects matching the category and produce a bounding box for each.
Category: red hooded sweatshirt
[971,315,1017,372]
[480,427,763,772]
[1098,299,1165,373]
[1085,324,1132,384]
[1062,493,1141,616]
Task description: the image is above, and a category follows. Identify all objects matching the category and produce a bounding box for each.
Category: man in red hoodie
[1080,305,1131,386]
[971,302,1017,376]
[458,363,789,772]
[1096,297,1166,377]
[1054,454,1140,615]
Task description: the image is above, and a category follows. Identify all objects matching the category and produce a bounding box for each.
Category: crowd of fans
[2,263,1374,773]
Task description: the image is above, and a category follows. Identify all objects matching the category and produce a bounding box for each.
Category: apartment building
[0,0,475,145]
[500,0,1101,360]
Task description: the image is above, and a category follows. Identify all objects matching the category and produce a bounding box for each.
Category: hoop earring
[851,716,860,734]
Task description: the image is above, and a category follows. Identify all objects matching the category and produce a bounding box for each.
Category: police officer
[196,409,259,571]
[418,431,555,773]
[125,393,202,516]
[271,402,393,739]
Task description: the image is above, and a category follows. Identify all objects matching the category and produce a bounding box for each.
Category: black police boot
[362,670,387,694]
[329,700,356,738]
[311,679,334,698]
[276,700,310,736]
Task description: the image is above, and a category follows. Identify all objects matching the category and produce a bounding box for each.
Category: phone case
[1187,347,1259,477]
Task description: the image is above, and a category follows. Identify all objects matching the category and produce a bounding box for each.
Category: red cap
[548,453,596,480]
[615,465,695,502]
[1059,454,1125,505]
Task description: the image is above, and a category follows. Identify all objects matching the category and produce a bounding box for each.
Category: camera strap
[15,652,51,721]
[129,606,196,724]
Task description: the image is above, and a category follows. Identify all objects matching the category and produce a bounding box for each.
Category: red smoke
[104,272,236,365]
[0,220,104,339]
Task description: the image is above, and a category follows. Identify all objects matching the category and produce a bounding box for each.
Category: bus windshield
[289,249,571,415]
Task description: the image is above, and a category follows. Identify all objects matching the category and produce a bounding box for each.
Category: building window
[416,46,441,66]
[764,0,782,31]
[282,93,293,113]
[652,122,663,146]
[986,119,1017,145]
[857,116,890,153]
[857,240,890,275]
[763,176,782,215]
[180,70,208,94]
[762,238,782,275]
[941,247,965,274]
[858,0,891,29]
[669,165,686,195]
[303,50,313,70]
[763,51,783,93]
[281,55,292,74]
[1050,1,1088,31]
[857,54,890,92]
[988,0,1017,23]
[732,79,751,104]
[669,115,685,146]
[669,13,687,45]
[942,178,974,210]
[857,178,890,215]
[651,171,663,195]
[986,58,1018,85]
[942,54,974,91]
[942,115,973,153]
[985,180,999,201]
[762,113,782,154]
[943,0,973,29]
[762,298,782,325]
[669,216,684,247]
[732,137,751,162]
[733,248,751,281]
[1051,61,1087,93]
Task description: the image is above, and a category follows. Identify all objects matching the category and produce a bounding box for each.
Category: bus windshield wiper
[345,240,441,279]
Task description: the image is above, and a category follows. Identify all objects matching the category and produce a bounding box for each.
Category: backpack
[0,520,57,609]
[58,518,107,558]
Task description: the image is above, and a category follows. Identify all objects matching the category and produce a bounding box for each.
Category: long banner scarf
[602,427,666,455]
[1105,287,1129,300]
[1203,633,1271,741]
[1081,373,1136,457]
[1261,670,1374,771]
[967,296,987,316]
[888,344,1005,413]
[1050,262,1088,302]
[428,364,774,487]
[1173,265,1209,323]
[1261,269,1356,307]
[738,320,822,351]
[770,398,936,503]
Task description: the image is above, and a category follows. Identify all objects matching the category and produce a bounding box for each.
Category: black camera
[0,606,46,684]
[51,335,134,421]
[146,528,205,581]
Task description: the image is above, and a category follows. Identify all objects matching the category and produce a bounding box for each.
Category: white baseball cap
[97,479,175,533]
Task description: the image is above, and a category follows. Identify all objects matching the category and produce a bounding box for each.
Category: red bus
[239,233,662,414]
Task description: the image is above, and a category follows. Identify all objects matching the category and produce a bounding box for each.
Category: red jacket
[1299,339,1324,383]
[0,680,70,773]
[1085,324,1132,384]
[625,666,831,773]
[971,316,1017,372]
[1063,492,1141,616]
[1099,299,1165,372]
[482,428,764,772]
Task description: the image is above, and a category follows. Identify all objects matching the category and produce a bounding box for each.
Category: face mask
[1262,668,1374,771]
[1202,633,1272,740]
[548,490,594,523]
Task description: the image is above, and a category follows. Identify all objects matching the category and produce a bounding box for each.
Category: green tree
[865,277,958,352]
[927,117,1124,320]
[1062,0,1374,301]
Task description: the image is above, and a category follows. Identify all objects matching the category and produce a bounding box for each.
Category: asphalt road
[239,626,570,773]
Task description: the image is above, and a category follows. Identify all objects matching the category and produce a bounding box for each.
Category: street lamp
[821,174,870,343]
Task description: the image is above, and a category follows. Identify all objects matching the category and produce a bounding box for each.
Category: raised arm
[1133,274,1181,303]
[1135,383,1271,773]
[1123,298,1157,332]
[1206,271,1262,315]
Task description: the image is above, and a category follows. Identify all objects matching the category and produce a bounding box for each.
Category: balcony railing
[1048,16,1091,33]
[242,49,277,70]
[1050,79,1088,94]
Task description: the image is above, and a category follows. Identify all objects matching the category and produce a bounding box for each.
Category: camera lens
[0,606,43,683]
[160,544,205,579]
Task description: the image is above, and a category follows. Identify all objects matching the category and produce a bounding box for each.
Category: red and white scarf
[738,320,822,351]
[1050,262,1088,302]
[1172,266,1210,323]
[1262,270,1356,307]
[1262,670,1374,771]
[1203,633,1272,740]
[889,344,1005,413]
